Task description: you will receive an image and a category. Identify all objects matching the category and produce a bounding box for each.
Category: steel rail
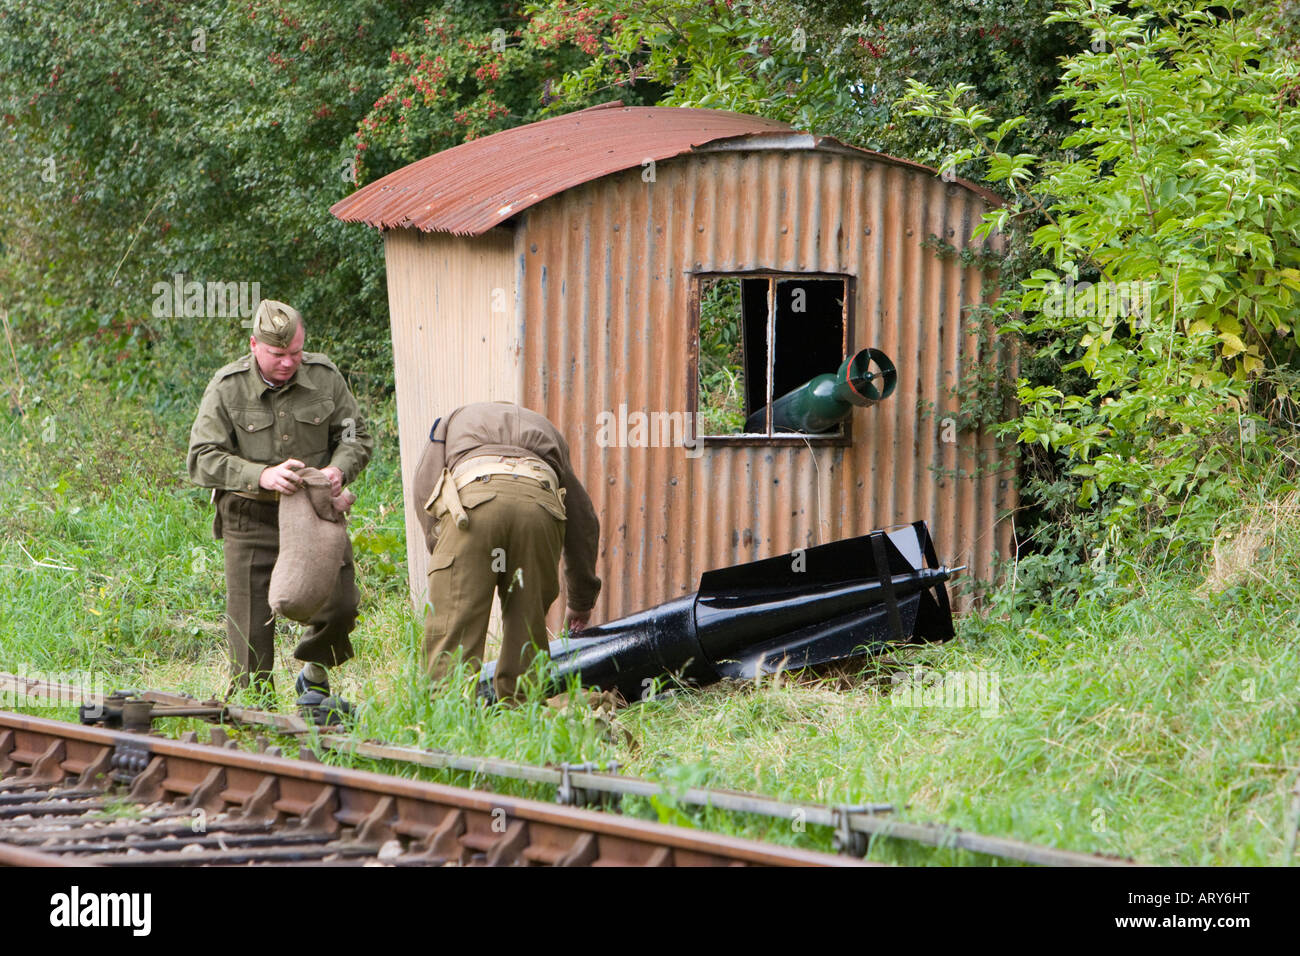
[0,843,85,866]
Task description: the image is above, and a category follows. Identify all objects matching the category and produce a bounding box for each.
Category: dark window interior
[699,274,850,438]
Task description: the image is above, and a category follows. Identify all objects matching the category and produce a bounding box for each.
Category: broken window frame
[688,270,856,447]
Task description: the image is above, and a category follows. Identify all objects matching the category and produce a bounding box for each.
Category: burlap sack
[268,467,356,622]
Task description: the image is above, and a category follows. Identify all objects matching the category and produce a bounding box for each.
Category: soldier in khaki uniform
[413,402,601,702]
[187,301,373,702]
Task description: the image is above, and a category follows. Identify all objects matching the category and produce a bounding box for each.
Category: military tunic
[413,402,601,701]
[187,352,374,689]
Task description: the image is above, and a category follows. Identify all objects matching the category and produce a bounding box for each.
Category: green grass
[3,363,1299,865]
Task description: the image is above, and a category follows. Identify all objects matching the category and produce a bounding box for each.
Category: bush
[903,0,1300,586]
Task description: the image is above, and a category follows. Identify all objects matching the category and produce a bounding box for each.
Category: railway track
[0,674,1139,866]
[0,710,861,867]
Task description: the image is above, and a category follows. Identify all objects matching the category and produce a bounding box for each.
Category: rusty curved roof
[330,104,1002,236]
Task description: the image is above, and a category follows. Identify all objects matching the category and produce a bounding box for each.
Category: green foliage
[6,350,1300,863]
[1266,0,1300,57]
[696,278,746,435]
[903,0,1300,578]
[0,1,672,392]
[363,504,1300,864]
[543,0,1083,163]
[355,0,661,177]
[353,527,404,578]
[540,0,855,130]
[0,365,400,683]
[4,0,1300,867]
[0,0,411,382]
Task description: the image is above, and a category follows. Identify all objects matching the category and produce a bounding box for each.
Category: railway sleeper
[35,831,336,856]
[3,819,276,847]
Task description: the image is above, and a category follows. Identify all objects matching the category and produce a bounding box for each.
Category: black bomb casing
[478,521,957,703]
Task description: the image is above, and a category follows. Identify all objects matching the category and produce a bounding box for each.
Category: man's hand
[320,465,344,497]
[259,459,305,494]
[565,609,590,633]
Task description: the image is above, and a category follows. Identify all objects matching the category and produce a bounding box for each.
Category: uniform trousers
[217,492,358,690]
[423,475,566,702]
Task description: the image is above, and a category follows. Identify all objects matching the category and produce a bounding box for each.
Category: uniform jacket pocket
[458,487,498,511]
[536,493,567,521]
[293,399,336,455]
[428,550,455,573]
[233,407,276,461]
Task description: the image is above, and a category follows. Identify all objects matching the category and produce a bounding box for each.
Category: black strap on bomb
[871,531,903,639]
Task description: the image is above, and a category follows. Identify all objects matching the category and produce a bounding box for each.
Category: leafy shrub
[903,0,1300,584]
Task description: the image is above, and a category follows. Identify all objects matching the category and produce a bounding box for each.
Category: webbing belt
[451,455,558,491]
[424,456,562,531]
[231,489,280,503]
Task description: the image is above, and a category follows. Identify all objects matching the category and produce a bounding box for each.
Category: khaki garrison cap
[252,300,303,348]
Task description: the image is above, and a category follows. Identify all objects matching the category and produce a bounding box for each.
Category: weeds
[3,357,1298,864]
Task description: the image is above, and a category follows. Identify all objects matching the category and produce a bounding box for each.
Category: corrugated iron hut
[331,103,1014,624]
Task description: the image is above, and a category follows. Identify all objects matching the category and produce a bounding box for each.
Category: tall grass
[3,360,1298,864]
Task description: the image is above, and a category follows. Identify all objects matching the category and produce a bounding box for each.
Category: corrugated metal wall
[385,228,521,605]
[513,147,1013,623]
